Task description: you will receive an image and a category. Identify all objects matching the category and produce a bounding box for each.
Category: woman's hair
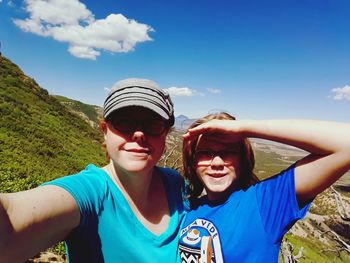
[182,112,259,201]
[100,120,110,162]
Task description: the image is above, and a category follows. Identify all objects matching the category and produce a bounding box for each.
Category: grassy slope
[0,56,106,192]
[283,234,350,263]
[53,95,101,124]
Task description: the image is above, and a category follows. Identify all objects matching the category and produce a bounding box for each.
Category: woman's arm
[0,185,80,263]
[183,119,350,205]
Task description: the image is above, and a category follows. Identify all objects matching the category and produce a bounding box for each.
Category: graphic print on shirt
[179,218,223,263]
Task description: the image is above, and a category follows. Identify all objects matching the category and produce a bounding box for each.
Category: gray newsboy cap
[103,78,174,126]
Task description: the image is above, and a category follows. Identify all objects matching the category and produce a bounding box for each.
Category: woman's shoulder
[156,167,185,206]
[78,164,109,178]
[67,164,109,184]
[156,166,180,175]
[43,164,110,196]
[156,166,182,183]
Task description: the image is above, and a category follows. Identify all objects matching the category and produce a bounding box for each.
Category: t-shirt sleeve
[42,165,106,229]
[255,165,311,243]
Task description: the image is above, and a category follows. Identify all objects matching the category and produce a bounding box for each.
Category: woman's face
[194,134,241,200]
[102,107,168,174]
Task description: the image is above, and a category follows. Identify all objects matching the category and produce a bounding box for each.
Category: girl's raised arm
[183,119,350,205]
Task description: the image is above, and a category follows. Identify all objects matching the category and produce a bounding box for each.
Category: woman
[179,112,350,262]
[0,78,186,262]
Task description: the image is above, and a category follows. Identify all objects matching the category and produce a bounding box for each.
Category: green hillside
[53,95,102,126]
[0,56,106,192]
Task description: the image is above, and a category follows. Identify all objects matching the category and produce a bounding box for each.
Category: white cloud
[1,0,14,6]
[207,87,221,94]
[68,46,100,60]
[13,0,154,60]
[331,85,350,101]
[164,87,194,96]
[163,87,200,97]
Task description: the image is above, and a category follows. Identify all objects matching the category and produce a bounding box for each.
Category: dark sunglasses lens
[195,148,240,165]
[221,149,239,160]
[144,120,167,135]
[112,119,135,133]
[110,117,166,135]
[195,150,212,162]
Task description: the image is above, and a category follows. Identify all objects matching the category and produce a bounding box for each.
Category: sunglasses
[108,117,168,136]
[194,148,240,165]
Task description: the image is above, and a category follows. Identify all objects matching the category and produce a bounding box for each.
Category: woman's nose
[132,129,146,142]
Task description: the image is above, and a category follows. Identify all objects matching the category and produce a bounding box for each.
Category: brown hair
[182,112,259,202]
[99,120,110,162]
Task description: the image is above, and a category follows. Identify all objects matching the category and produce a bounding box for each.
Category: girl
[179,112,350,262]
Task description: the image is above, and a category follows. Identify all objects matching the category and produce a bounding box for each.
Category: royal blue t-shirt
[179,165,311,262]
[44,164,186,263]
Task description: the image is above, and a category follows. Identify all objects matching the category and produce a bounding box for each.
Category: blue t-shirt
[179,165,311,263]
[44,164,186,263]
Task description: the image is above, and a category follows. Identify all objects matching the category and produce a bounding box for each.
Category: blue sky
[1,0,350,121]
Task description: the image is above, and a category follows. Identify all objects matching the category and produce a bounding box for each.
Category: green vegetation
[284,234,350,263]
[254,148,299,180]
[0,56,106,192]
[53,95,101,125]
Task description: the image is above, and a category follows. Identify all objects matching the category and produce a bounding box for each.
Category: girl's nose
[210,155,225,167]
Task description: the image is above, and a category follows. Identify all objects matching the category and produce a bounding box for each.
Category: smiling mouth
[126,148,150,154]
[207,173,226,178]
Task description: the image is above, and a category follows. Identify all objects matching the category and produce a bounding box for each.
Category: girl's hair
[182,112,259,201]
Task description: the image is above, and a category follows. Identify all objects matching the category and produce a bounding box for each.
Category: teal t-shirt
[44,164,186,263]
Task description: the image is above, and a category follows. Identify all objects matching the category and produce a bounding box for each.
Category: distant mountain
[174,114,196,131]
[0,56,106,192]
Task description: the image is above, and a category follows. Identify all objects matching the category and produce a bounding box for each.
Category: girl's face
[102,107,168,174]
[194,134,241,200]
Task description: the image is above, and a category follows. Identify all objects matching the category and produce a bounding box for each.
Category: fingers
[182,120,234,140]
[182,130,198,140]
[182,122,215,139]
[184,127,208,137]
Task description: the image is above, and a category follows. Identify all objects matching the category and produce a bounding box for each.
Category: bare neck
[103,162,153,204]
[103,162,170,235]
